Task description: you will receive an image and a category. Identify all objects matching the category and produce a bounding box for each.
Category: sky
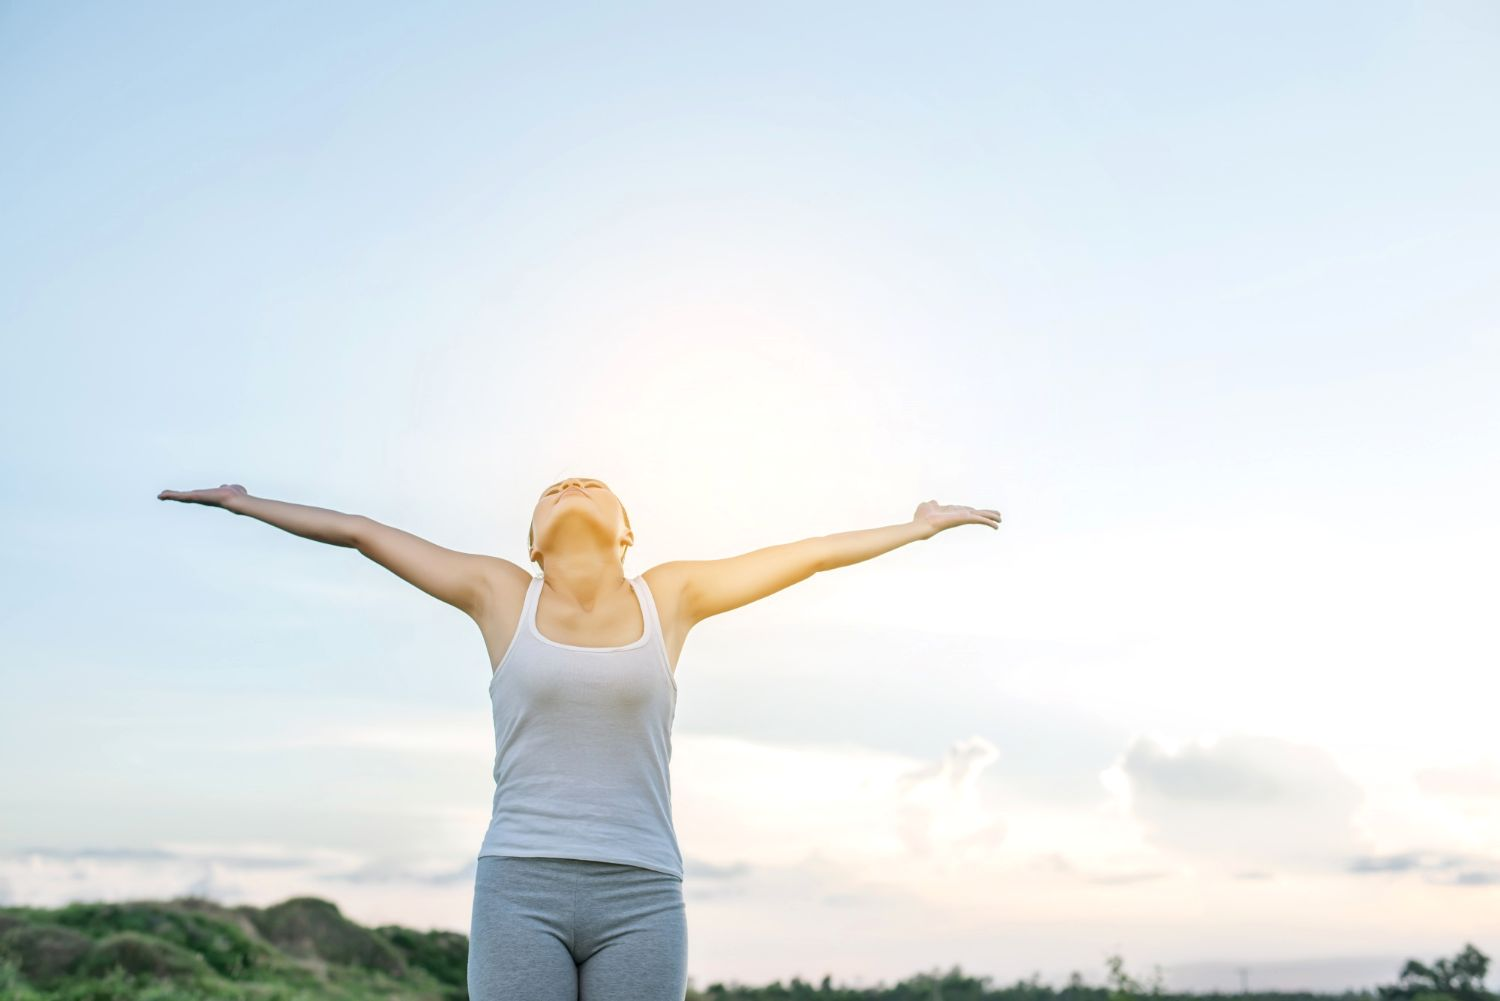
[2,0,1498,992]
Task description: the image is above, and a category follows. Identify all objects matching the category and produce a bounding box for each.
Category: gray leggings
[467,855,688,1001]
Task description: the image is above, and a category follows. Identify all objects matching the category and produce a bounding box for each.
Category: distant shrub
[1378,944,1493,1001]
[45,897,274,978]
[375,923,470,989]
[248,897,407,977]
[0,922,93,986]
[75,930,212,981]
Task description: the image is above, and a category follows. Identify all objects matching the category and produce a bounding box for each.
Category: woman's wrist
[222,491,253,515]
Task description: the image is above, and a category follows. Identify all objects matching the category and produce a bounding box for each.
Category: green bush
[0,921,94,986]
[374,924,469,990]
[247,897,408,977]
[45,897,277,978]
[75,930,213,981]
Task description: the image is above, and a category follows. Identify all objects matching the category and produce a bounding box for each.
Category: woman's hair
[529,494,633,567]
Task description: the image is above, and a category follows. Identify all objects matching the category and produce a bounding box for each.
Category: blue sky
[2,0,1498,991]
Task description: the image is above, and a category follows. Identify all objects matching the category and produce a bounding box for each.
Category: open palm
[157,483,248,507]
[913,499,1001,539]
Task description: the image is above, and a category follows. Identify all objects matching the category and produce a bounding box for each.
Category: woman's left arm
[822,500,1001,570]
[665,500,1001,626]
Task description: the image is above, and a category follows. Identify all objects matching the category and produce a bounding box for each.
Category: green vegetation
[692,947,1490,1001]
[0,895,1489,1001]
[0,894,466,1000]
[1377,944,1492,1001]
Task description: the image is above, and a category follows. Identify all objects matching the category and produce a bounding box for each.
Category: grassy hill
[0,894,467,1001]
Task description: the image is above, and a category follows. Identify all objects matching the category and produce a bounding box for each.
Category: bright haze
[1,0,1497,991]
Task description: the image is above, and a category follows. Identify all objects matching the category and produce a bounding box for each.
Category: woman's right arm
[158,483,500,618]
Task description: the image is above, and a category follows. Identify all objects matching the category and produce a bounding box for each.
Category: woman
[157,477,1000,1000]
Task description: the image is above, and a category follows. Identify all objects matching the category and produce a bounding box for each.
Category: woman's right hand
[157,483,248,509]
[154,483,494,615]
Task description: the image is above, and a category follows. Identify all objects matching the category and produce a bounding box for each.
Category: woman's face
[530,478,630,563]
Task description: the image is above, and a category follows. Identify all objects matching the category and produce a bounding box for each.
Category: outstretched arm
[667,499,1001,626]
[157,483,497,618]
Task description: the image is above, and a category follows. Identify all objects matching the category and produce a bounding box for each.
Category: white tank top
[478,573,683,879]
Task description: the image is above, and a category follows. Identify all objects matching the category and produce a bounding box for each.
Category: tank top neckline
[526,573,652,653]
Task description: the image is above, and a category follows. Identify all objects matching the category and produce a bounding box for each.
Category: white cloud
[1105,731,1369,872]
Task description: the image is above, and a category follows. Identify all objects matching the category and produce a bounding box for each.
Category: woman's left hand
[912,499,1002,540]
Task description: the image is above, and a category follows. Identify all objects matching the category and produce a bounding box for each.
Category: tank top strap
[528,576,552,615]
[629,573,664,646]
[521,574,544,626]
